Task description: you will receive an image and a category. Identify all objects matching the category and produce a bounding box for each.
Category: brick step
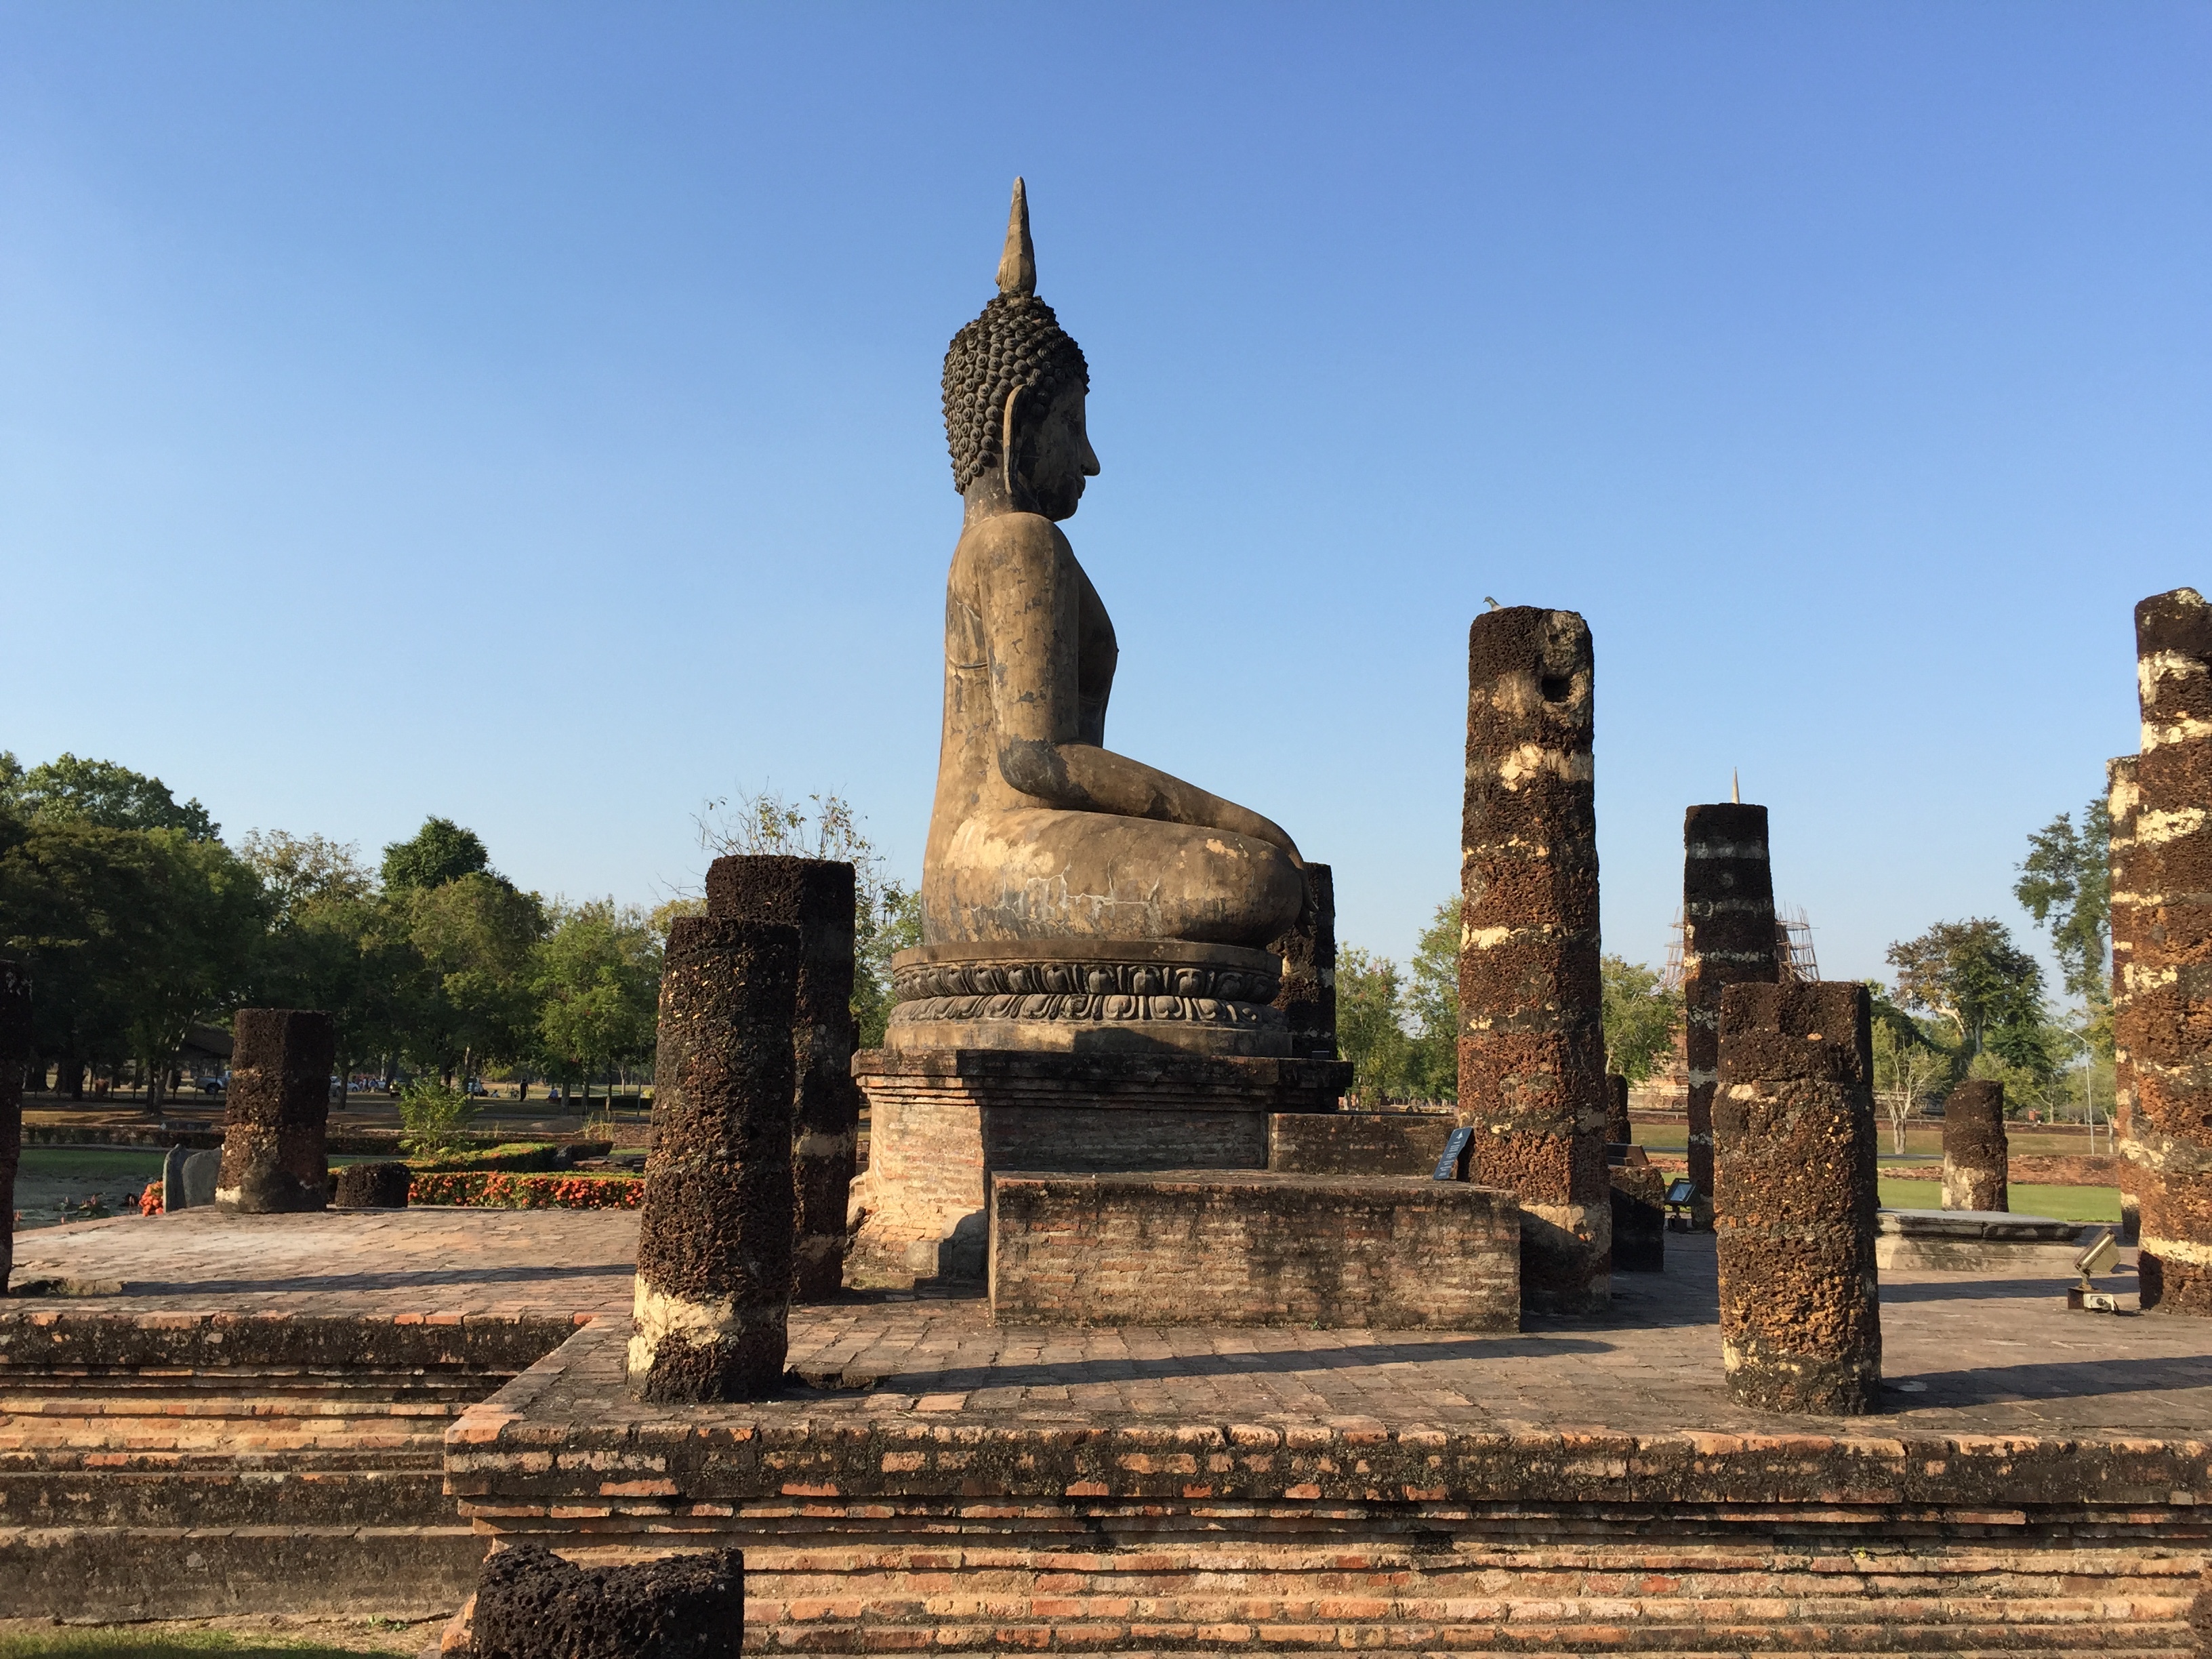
[1,1370,503,1405]
[0,1522,489,1620]
[0,1466,453,1528]
[742,1623,2193,1654]
[1,1393,474,1420]
[0,1420,452,1458]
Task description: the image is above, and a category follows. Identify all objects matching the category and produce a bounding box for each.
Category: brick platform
[6,1208,2208,1648]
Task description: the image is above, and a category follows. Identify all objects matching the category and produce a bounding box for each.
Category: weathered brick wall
[848,1050,1349,1288]
[1267,1109,1456,1175]
[987,1171,1519,1328]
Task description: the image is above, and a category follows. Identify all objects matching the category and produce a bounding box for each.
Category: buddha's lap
[930,808,1302,947]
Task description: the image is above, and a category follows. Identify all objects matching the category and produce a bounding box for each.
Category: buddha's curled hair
[941,293,1088,495]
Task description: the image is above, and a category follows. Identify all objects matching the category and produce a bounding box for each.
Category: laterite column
[1459,605,1610,1313]
[706,855,859,1303]
[1682,804,1780,1206]
[2118,588,2212,1313]
[215,1009,334,1212]
[2109,753,2142,1245]
[1605,1073,1631,1145]
[1270,863,1338,1061]
[630,918,800,1400]
[1941,1080,2007,1212]
[1715,981,1881,1414]
[0,960,28,1290]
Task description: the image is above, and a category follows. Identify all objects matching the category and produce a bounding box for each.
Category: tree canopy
[1885,917,2053,1076]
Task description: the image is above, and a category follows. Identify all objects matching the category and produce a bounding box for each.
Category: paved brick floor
[11,1207,2207,1437]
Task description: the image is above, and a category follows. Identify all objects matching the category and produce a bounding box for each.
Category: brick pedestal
[1269,863,1338,1059]
[1942,1080,2008,1212]
[848,1048,1351,1288]
[1683,804,1780,1205]
[215,1009,334,1214]
[987,1170,1520,1328]
[705,855,859,1305]
[2116,589,2212,1314]
[1715,980,1881,1414]
[1458,605,1610,1315]
[0,960,26,1291]
[629,918,800,1401]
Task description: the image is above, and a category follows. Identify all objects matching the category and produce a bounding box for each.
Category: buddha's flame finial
[997,178,1036,298]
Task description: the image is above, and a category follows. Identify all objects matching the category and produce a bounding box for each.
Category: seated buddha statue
[919,182,1306,961]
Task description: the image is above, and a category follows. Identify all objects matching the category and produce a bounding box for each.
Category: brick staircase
[0,1313,567,1620]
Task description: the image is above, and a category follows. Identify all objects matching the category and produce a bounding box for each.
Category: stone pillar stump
[1941,1080,2008,1212]
[1682,804,1780,1206]
[1458,605,1610,1314]
[215,1009,334,1213]
[705,855,859,1305]
[1605,1073,1631,1145]
[629,918,800,1401]
[1715,980,1881,1414]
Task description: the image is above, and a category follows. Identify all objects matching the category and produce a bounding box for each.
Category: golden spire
[996,178,1036,298]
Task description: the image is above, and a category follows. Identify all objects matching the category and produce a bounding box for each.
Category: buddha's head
[942,180,1098,521]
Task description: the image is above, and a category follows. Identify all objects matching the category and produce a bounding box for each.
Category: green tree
[1397,899,1460,1102]
[1868,985,1953,1153]
[381,817,493,893]
[0,815,264,1103]
[2014,798,2113,1057]
[1886,918,2055,1077]
[240,830,403,1097]
[1336,946,1409,1105]
[534,899,661,1103]
[1600,954,1680,1083]
[5,753,218,840]
[396,870,547,1084]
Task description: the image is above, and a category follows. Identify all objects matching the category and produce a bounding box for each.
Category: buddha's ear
[1000,383,1026,505]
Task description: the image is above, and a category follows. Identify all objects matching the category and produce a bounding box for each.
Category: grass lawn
[1877,1178,2121,1223]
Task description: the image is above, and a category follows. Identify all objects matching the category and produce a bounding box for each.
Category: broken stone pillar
[2109,752,2143,1246]
[1605,1073,1631,1145]
[1715,980,1881,1414]
[1459,605,1610,1313]
[705,855,859,1305]
[1682,803,1780,1206]
[2117,588,2212,1315]
[0,960,28,1291]
[331,1161,412,1210]
[468,1542,743,1659]
[630,917,800,1400]
[215,1009,334,1212]
[1269,863,1338,1061]
[1941,1080,2008,1212]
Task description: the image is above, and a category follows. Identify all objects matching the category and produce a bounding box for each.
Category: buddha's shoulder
[954,511,1076,571]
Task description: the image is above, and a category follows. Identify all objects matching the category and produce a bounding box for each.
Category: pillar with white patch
[2116,587,2212,1314]
[630,917,802,1399]
[1458,605,1610,1313]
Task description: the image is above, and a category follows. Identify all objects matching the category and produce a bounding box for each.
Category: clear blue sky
[5,3,2207,988]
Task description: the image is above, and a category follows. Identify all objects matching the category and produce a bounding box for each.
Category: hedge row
[407,1170,643,1209]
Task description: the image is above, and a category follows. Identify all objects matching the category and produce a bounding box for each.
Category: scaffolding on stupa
[1660,904,1818,989]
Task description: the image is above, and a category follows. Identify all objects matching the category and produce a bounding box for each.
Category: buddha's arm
[980,518,1301,863]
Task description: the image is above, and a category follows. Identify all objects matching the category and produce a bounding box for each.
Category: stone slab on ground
[1876,1207,2090,1273]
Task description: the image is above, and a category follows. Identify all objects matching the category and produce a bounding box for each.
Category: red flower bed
[408,1170,643,1210]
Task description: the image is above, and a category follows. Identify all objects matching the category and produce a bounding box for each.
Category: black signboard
[1433,1124,1473,1181]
